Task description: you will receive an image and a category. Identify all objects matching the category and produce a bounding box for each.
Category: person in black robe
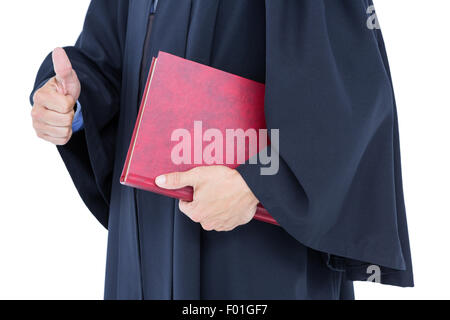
[30,0,413,300]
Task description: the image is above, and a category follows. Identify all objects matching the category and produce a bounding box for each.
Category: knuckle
[66,95,76,108]
[62,103,73,114]
[66,129,73,141]
[215,225,226,232]
[62,114,74,126]
[170,172,181,186]
[63,127,72,138]
[190,211,203,223]
[72,70,80,81]
[201,222,213,231]
[178,201,188,214]
[30,107,39,119]
[33,90,43,104]
[61,138,70,146]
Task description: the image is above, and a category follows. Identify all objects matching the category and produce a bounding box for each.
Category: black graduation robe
[31,0,413,300]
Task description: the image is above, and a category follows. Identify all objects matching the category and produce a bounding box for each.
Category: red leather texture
[121,51,278,226]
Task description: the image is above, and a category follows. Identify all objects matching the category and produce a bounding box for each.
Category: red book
[120,51,278,225]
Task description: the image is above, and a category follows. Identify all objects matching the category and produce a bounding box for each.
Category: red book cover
[120,51,278,225]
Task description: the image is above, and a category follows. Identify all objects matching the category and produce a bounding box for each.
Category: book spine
[120,57,157,184]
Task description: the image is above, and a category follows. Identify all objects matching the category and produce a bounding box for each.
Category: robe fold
[31,0,413,300]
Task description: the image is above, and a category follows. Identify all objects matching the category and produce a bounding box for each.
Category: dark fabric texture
[236,0,414,287]
[30,0,412,300]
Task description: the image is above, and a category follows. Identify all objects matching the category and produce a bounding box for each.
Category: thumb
[155,170,198,190]
[52,47,74,95]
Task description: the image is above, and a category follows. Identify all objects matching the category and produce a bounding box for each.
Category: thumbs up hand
[52,47,81,99]
[31,48,81,145]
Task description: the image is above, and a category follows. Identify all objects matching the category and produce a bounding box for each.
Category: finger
[200,213,230,230]
[36,131,71,146]
[34,122,72,139]
[31,105,74,127]
[178,200,204,222]
[155,169,199,190]
[201,221,216,232]
[236,205,258,226]
[33,88,75,114]
[201,220,230,232]
[52,47,74,95]
[216,224,233,232]
[215,217,239,232]
[221,225,238,232]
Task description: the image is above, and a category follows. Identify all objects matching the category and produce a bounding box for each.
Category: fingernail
[155,175,166,186]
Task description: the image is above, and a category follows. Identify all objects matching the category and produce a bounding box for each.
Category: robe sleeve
[237,0,414,287]
[30,0,129,228]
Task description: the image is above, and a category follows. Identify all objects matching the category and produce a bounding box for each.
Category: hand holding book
[155,166,259,231]
[120,51,278,226]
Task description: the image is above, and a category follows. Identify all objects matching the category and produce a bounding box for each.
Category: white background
[0,0,449,300]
